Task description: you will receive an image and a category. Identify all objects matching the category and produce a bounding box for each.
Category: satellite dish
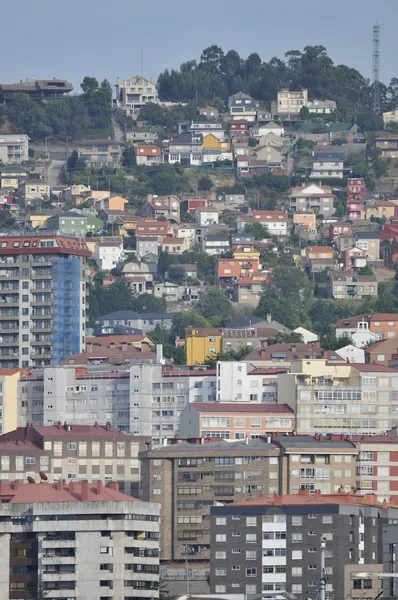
[39,471,48,481]
[27,476,36,484]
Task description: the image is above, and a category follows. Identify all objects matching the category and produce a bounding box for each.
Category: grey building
[210,492,395,600]
[327,271,378,300]
[96,310,173,333]
[46,210,88,236]
[136,236,160,257]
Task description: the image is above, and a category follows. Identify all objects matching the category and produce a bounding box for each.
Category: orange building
[179,403,294,439]
[369,313,398,339]
[293,212,316,229]
[218,257,260,279]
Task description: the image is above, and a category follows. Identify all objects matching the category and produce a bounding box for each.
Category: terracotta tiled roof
[351,363,398,372]
[231,489,396,508]
[0,481,136,503]
[190,402,293,414]
[370,313,398,322]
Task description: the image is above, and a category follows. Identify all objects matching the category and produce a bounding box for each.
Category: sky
[3,0,397,93]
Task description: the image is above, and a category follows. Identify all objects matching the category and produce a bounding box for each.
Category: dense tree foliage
[157,45,398,121]
[6,77,112,141]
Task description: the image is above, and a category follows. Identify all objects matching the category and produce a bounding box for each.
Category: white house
[194,206,219,226]
[93,239,124,271]
[335,318,379,348]
[310,151,344,179]
[237,210,289,237]
[251,122,284,138]
[336,344,365,363]
[216,361,279,404]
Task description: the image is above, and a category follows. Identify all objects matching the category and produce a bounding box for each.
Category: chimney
[57,421,61,429]
[56,480,63,491]
[69,481,75,494]
[106,422,111,431]
[156,344,164,364]
[96,480,104,495]
[81,481,89,502]
[0,482,3,494]
[108,481,119,491]
[13,481,20,490]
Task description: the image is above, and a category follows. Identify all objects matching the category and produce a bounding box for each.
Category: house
[188,121,225,141]
[187,197,207,215]
[327,271,378,299]
[310,150,344,179]
[173,223,196,248]
[202,133,231,150]
[249,144,282,166]
[251,122,284,137]
[237,210,289,237]
[202,233,231,255]
[362,200,397,220]
[139,194,181,222]
[115,75,158,115]
[0,165,29,189]
[94,195,128,213]
[194,206,219,226]
[153,281,197,304]
[0,78,73,101]
[347,198,363,220]
[16,179,50,207]
[329,222,352,242]
[136,236,159,257]
[199,106,219,119]
[289,183,335,216]
[335,315,379,347]
[232,273,270,305]
[135,144,161,166]
[293,212,316,229]
[369,313,398,339]
[167,132,203,166]
[307,98,337,113]
[306,245,333,261]
[229,121,249,137]
[218,258,260,280]
[126,130,158,144]
[228,92,257,122]
[93,237,124,271]
[336,344,365,363]
[375,132,398,158]
[77,139,123,168]
[185,327,223,365]
[135,219,173,239]
[0,134,29,164]
[122,262,153,294]
[275,88,308,114]
[160,237,188,254]
[383,109,398,126]
[97,310,173,333]
[347,177,366,199]
[293,327,318,344]
[355,231,380,260]
[46,210,88,236]
[365,337,398,365]
[340,246,367,270]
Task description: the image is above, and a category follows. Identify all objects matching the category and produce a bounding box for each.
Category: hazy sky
[3,0,397,92]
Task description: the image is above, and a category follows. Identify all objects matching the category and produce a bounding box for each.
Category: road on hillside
[47,160,64,188]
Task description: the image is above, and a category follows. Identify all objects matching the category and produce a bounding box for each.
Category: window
[25,457,35,465]
[292,567,302,576]
[292,533,302,543]
[215,568,226,576]
[246,568,257,577]
[246,517,257,527]
[216,534,226,542]
[292,550,302,560]
[246,550,256,560]
[292,517,302,526]
[216,517,226,526]
[246,533,256,543]
[215,551,226,559]
[292,584,302,593]
[322,516,333,524]
[215,585,226,593]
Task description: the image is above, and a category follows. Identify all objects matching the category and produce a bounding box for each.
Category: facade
[140,194,181,222]
[0,134,29,164]
[369,313,398,339]
[353,432,398,501]
[0,480,160,600]
[115,75,158,114]
[178,402,294,439]
[209,491,393,600]
[167,133,203,167]
[139,438,280,561]
[0,234,89,369]
[17,180,51,208]
[0,165,29,189]
[46,211,88,236]
[185,327,222,365]
[340,247,367,270]
[289,184,335,216]
[135,145,162,166]
[0,422,149,496]
[194,207,219,226]
[276,88,308,114]
[307,98,337,113]
[96,310,173,333]
[217,258,260,280]
[229,92,257,122]
[93,239,124,271]
[327,271,378,300]
[311,151,344,179]
[0,78,73,100]
[238,210,289,237]
[375,133,398,158]
[355,232,380,261]
[216,361,286,404]
[0,369,27,434]
[77,139,123,168]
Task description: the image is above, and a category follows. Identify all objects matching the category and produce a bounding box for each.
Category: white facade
[335,320,379,348]
[336,344,365,363]
[115,75,158,115]
[307,99,337,114]
[93,242,124,271]
[293,327,318,344]
[194,208,219,226]
[0,134,29,164]
[311,160,344,179]
[174,225,196,248]
[217,362,278,404]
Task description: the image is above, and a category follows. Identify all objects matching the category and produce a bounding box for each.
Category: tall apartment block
[0,234,90,369]
[0,423,149,496]
[0,480,160,600]
[139,437,280,561]
[210,491,398,600]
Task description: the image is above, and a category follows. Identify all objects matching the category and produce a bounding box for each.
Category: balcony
[42,572,76,582]
[32,259,53,267]
[41,539,76,549]
[41,555,76,565]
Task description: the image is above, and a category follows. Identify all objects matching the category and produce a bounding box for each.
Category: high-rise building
[210,490,398,600]
[0,480,160,600]
[0,234,90,369]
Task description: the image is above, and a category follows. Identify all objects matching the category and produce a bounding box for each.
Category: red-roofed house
[135,144,162,165]
[237,210,289,236]
[218,257,261,280]
[179,402,294,439]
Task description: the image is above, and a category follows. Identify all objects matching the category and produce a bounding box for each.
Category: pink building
[340,246,367,270]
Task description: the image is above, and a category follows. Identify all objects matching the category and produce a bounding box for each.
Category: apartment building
[278,360,398,435]
[179,403,294,439]
[0,134,29,164]
[17,179,51,208]
[77,139,123,168]
[275,434,358,495]
[0,368,28,434]
[289,184,335,216]
[216,361,287,403]
[139,437,280,561]
[276,89,308,114]
[369,313,398,339]
[0,422,149,496]
[0,480,160,600]
[311,151,344,179]
[327,271,378,300]
[115,75,158,115]
[0,234,90,369]
[209,491,394,600]
[185,327,223,365]
[352,431,398,502]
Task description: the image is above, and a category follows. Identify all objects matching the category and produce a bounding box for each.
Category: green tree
[373,158,389,178]
[132,294,167,313]
[123,146,136,168]
[167,266,186,285]
[172,311,211,338]
[198,175,213,191]
[197,289,233,321]
[244,222,270,240]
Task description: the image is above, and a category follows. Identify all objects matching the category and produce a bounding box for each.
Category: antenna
[373,23,380,114]
[141,43,144,77]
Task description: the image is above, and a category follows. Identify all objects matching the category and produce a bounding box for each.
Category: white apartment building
[0,480,160,600]
[93,239,124,271]
[115,75,158,115]
[278,361,398,435]
[310,151,344,179]
[217,361,281,403]
[0,134,29,164]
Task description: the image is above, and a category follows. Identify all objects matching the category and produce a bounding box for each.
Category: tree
[373,158,389,178]
[255,266,314,330]
[198,175,213,191]
[167,266,186,285]
[357,112,384,131]
[123,146,136,168]
[132,293,167,313]
[244,222,269,240]
[81,77,99,95]
[172,311,211,338]
[249,137,259,147]
[198,289,233,320]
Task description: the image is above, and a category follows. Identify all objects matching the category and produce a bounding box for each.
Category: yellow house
[117,213,139,235]
[306,246,333,260]
[28,214,53,229]
[185,327,222,365]
[362,201,396,220]
[233,246,261,262]
[203,134,231,152]
[0,166,30,190]
[0,369,28,433]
